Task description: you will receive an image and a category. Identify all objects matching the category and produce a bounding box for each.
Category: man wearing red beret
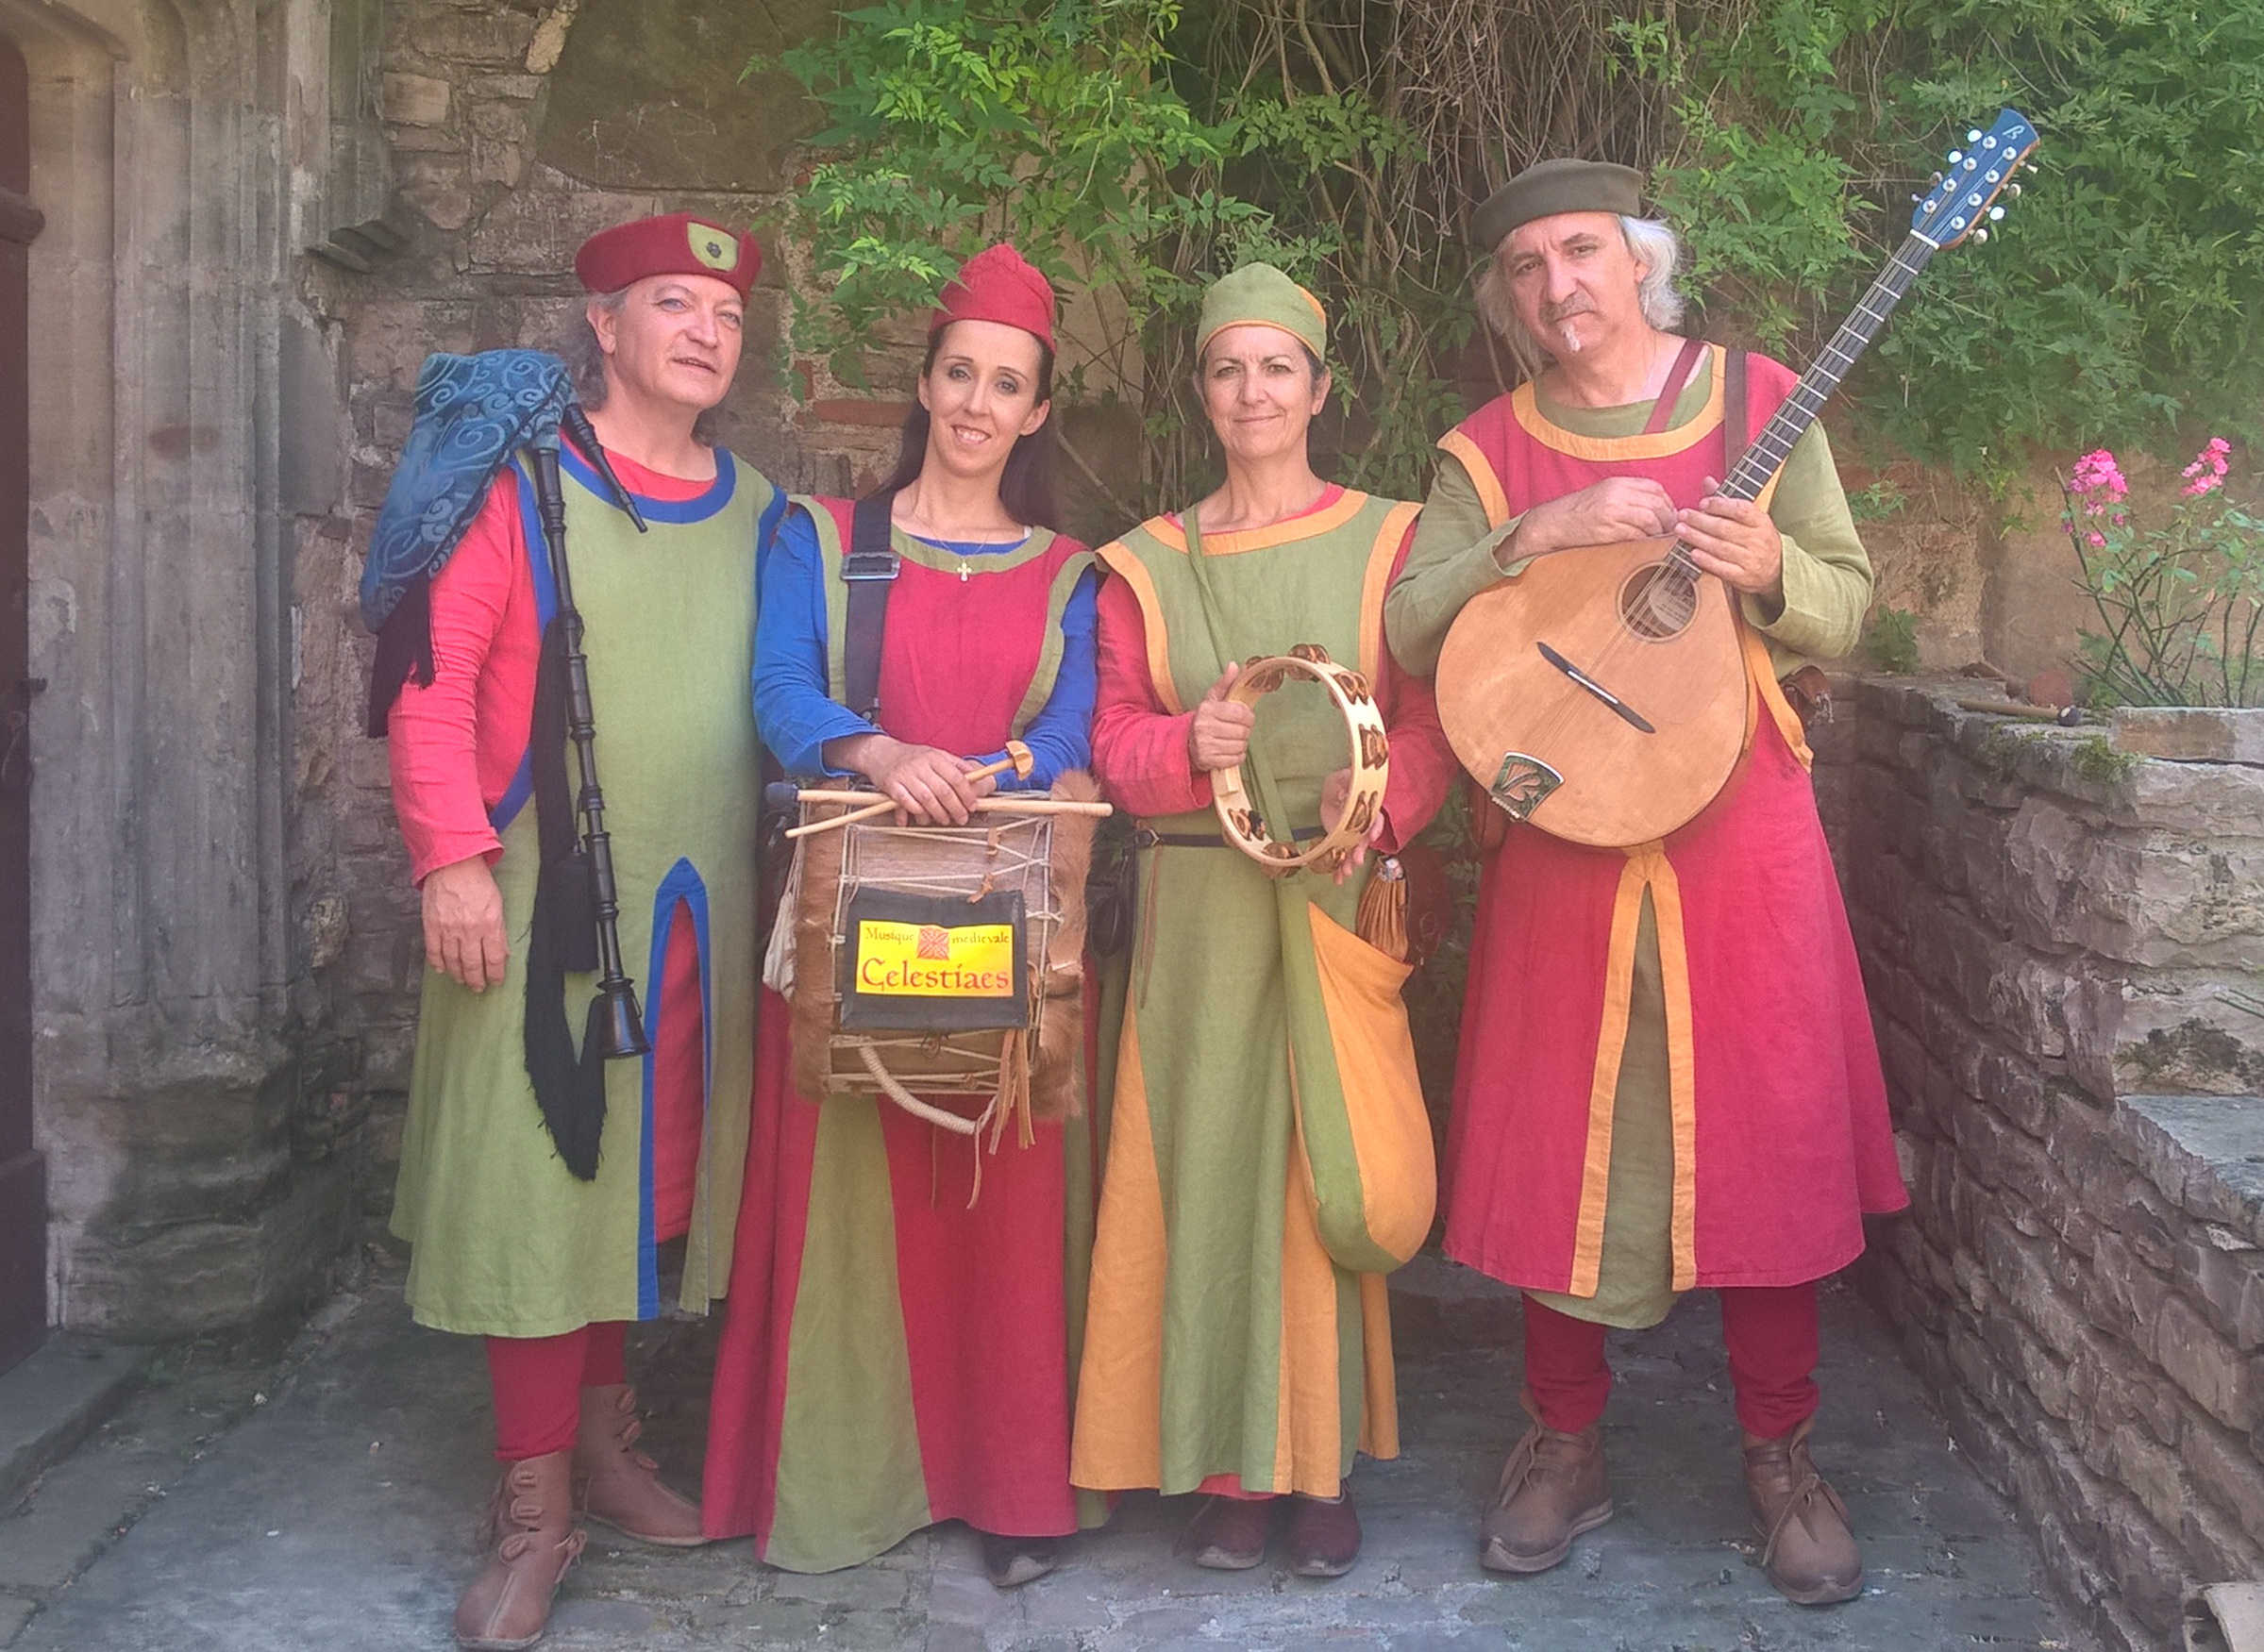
[378,210,785,1650]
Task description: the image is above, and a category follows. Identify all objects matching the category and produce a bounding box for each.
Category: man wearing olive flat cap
[1385,159,1902,1607]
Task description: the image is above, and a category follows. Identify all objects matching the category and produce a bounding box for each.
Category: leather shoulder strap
[841,490,898,725]
[1724,347,1750,474]
[1641,336,1708,436]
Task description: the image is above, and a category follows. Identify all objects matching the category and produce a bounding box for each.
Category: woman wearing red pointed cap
[378,209,786,1649]
[703,242,1104,1586]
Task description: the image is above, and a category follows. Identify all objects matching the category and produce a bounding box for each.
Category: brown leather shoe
[1480,1411,1613,1575]
[1285,1492,1362,1577]
[1177,1494,1278,1570]
[980,1531,1061,1588]
[455,1449,584,1651]
[573,1384,705,1547]
[1744,1420,1863,1605]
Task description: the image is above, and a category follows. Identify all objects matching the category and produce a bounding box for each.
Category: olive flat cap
[1471,159,1646,250]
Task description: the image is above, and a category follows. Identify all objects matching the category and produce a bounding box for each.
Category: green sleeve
[1384,454,1524,677]
[1741,419,1873,665]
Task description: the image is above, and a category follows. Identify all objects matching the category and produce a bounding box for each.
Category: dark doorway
[0,34,42,1377]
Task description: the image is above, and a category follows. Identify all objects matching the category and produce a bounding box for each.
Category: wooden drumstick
[785,791,1113,819]
[785,742,1034,840]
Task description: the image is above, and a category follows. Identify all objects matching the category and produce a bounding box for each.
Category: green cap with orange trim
[1195,262,1328,362]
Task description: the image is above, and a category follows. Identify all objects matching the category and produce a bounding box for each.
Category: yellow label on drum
[855,920,1017,997]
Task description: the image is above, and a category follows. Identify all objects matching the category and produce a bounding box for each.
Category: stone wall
[18,0,939,1344]
[15,0,371,1344]
[1816,679,2264,1651]
[1819,452,2102,690]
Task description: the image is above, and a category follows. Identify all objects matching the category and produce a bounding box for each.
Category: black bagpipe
[520,405,652,1179]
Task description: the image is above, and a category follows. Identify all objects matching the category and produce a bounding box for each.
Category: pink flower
[2181,436,2232,496]
[2071,447,2129,509]
[2087,530,2106,546]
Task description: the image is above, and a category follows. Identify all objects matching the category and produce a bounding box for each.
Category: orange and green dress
[1073,486,1456,1497]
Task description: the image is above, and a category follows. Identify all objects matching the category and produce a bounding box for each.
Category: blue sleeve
[752,506,875,776]
[980,566,1098,792]
[754,486,789,588]
[750,484,790,726]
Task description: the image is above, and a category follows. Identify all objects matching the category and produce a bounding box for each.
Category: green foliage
[1845,477,1907,521]
[1863,604,1921,672]
[763,0,2261,512]
[759,0,1467,518]
[1628,0,2264,477]
[2071,733,2142,786]
[768,0,1247,409]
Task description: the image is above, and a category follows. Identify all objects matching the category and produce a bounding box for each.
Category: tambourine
[1212,643,1390,875]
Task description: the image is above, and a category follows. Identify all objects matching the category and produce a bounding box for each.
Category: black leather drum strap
[1725,348,1750,475]
[842,491,900,725]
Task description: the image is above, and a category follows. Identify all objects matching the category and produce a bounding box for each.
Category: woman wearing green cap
[1069,264,1457,1576]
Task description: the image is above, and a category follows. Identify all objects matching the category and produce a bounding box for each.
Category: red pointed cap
[930,243,1056,352]
[574,211,762,299]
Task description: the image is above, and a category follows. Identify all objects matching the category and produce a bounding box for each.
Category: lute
[1435,108,2039,847]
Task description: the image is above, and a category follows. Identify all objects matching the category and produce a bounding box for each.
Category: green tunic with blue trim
[390,448,773,1337]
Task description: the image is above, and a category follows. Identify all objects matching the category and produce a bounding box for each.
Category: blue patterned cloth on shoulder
[360,349,571,633]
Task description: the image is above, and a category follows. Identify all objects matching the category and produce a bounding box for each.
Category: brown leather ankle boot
[455,1449,583,1651]
[1743,1419,1862,1605]
[574,1384,706,1547]
[980,1531,1061,1588]
[1285,1490,1362,1577]
[1480,1405,1612,1575]
[1177,1494,1278,1570]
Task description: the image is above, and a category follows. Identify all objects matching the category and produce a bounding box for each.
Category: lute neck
[1713,233,1937,505]
[1652,233,1935,587]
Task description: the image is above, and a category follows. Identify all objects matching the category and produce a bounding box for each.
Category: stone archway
[0,28,39,1377]
[0,0,358,1344]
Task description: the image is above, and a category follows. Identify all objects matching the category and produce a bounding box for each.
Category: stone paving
[1,1258,2082,1651]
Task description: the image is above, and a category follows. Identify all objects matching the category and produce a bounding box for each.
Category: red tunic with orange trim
[1389,347,1906,1315]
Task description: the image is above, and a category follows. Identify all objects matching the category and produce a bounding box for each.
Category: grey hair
[1474,215,1688,378]
[556,287,726,444]
[559,289,628,409]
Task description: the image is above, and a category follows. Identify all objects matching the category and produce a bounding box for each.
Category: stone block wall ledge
[1816,677,2264,1652]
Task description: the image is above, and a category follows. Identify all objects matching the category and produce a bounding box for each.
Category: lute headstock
[1912,108,2039,249]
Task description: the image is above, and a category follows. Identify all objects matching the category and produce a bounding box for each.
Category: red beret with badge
[573,211,763,300]
[930,242,1057,352]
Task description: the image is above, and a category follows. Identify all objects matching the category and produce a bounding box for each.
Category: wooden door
[0,35,42,1377]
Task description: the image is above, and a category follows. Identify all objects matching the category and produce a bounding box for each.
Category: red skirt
[701,990,1080,1569]
[1443,714,1906,1297]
